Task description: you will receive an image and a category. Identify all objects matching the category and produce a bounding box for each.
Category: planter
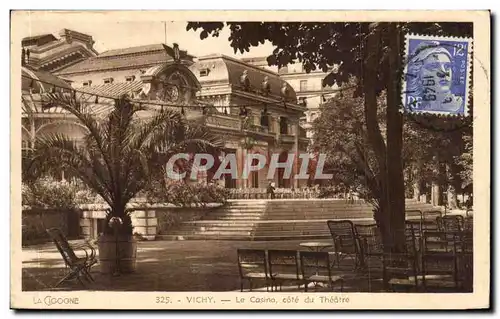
[97,235,138,274]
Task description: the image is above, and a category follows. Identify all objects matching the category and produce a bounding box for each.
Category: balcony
[297,84,337,93]
[205,113,277,137]
[205,113,241,131]
[279,134,296,144]
[247,124,270,134]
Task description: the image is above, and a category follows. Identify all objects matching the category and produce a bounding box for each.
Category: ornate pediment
[140,64,200,105]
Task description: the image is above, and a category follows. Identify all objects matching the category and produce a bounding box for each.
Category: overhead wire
[22,74,358,111]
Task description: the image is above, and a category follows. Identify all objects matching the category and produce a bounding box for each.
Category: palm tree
[24,92,222,236]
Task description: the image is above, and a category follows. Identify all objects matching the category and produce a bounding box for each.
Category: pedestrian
[267,181,276,199]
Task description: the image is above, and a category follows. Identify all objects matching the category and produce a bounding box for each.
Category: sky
[19,14,275,59]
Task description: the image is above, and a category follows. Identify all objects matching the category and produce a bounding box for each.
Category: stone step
[210,209,265,214]
[265,206,437,211]
[160,198,443,241]
[171,230,253,236]
[157,234,254,241]
[213,217,263,221]
[158,233,331,241]
[207,214,264,219]
[225,205,266,208]
[194,226,254,232]
[183,221,256,226]
[226,200,267,205]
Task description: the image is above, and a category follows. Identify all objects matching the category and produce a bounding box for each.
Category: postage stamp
[9,10,490,311]
[402,34,473,116]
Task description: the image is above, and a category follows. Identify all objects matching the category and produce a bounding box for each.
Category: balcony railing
[205,113,241,130]
[298,84,337,93]
[279,134,295,143]
[247,124,271,134]
[228,188,322,199]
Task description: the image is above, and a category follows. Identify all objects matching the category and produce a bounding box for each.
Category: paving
[22,239,385,292]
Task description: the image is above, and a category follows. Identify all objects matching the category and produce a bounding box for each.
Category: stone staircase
[158,200,267,240]
[158,198,443,241]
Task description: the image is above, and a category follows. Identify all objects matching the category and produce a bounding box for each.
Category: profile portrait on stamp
[403,36,472,116]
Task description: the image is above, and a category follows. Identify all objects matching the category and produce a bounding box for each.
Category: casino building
[21,29,311,189]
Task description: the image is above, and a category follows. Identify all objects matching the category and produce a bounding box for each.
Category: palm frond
[46,93,116,185]
[30,133,113,205]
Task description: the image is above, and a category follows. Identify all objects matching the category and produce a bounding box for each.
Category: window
[280,117,288,134]
[260,112,269,127]
[103,78,114,84]
[125,75,135,82]
[299,80,308,92]
[199,68,210,77]
[251,158,259,188]
[82,80,92,87]
[299,97,308,106]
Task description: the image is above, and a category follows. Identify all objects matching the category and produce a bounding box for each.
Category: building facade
[21,30,310,189]
[241,57,339,141]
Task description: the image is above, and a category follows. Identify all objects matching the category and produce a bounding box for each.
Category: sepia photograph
[10,10,490,310]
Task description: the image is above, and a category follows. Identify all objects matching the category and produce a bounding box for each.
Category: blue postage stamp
[402,34,473,116]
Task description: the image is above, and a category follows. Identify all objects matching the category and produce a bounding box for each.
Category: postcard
[11,10,490,310]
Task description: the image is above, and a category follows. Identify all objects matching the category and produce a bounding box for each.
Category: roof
[58,43,194,75]
[99,44,166,57]
[57,51,171,75]
[22,66,72,94]
[193,54,297,102]
[77,81,144,99]
[22,34,57,47]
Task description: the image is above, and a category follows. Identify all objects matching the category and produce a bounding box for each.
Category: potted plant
[24,93,221,274]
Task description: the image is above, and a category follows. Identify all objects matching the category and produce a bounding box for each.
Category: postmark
[402,34,473,117]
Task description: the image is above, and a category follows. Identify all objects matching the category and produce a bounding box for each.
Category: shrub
[145,180,229,207]
[22,177,104,209]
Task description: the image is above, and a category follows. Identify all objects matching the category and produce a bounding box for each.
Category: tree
[315,90,472,209]
[311,87,386,203]
[24,93,222,236]
[187,21,473,251]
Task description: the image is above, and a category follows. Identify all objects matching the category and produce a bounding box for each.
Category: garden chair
[437,215,464,232]
[456,231,473,291]
[237,249,270,292]
[383,227,421,292]
[326,220,363,270]
[299,251,343,292]
[46,228,97,288]
[419,231,462,291]
[422,211,442,231]
[464,216,473,232]
[383,252,420,292]
[268,249,301,291]
[355,224,384,268]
